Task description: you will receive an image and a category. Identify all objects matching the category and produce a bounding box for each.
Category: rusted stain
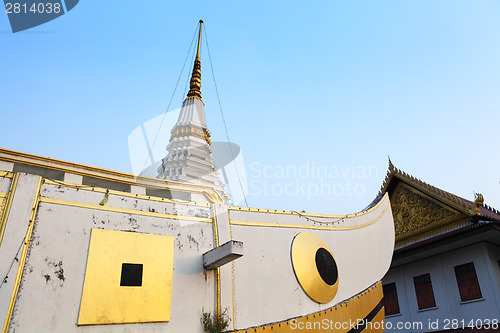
[54,261,65,282]
[44,258,65,283]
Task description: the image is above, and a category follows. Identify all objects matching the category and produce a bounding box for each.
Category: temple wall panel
[2,177,216,332]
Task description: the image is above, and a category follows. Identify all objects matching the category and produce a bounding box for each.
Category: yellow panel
[78,229,174,325]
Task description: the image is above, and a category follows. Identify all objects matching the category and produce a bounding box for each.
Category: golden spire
[187,20,203,100]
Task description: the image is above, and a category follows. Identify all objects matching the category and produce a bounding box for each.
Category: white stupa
[157,20,230,203]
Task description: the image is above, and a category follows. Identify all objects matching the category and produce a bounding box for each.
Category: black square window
[120,263,143,287]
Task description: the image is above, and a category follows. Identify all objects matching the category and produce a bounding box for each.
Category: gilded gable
[391,183,462,244]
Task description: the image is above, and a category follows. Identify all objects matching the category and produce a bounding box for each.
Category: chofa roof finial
[473,192,484,215]
[388,156,395,172]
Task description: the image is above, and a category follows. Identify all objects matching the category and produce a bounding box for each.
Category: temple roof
[379,157,500,256]
[380,157,500,220]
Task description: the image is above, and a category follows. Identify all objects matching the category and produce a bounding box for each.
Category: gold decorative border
[396,219,470,249]
[231,282,384,333]
[229,193,387,219]
[0,148,223,204]
[0,193,7,241]
[2,176,43,333]
[211,205,221,316]
[39,197,213,223]
[43,179,210,208]
[227,208,236,331]
[0,171,13,179]
[0,173,20,245]
[230,205,390,231]
[0,173,19,245]
[215,267,221,316]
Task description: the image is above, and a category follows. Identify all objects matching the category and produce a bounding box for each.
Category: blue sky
[1,1,499,214]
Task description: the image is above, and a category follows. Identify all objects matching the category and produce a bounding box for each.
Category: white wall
[483,243,500,314]
[1,176,395,332]
[383,243,500,332]
[3,181,216,333]
[229,195,394,329]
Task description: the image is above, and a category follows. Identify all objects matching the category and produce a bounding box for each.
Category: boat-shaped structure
[0,21,395,333]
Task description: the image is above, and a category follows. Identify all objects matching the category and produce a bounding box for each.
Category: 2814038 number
[443,318,499,330]
[5,2,61,14]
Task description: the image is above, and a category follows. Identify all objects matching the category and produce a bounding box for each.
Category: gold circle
[291,232,339,303]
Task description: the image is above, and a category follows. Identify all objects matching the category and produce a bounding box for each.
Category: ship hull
[0,165,394,332]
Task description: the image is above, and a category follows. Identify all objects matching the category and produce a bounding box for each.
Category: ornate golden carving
[380,159,473,215]
[474,193,484,215]
[203,127,211,145]
[169,126,208,142]
[391,184,457,241]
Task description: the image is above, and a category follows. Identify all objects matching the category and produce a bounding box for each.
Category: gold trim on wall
[2,176,42,333]
[226,208,236,331]
[39,197,213,223]
[230,205,390,231]
[0,173,20,245]
[229,193,387,219]
[43,179,211,208]
[0,148,223,204]
[211,205,221,316]
[0,171,13,179]
[231,282,384,333]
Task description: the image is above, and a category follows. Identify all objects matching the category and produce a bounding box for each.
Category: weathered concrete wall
[4,180,216,332]
[0,175,12,193]
[0,173,41,327]
[229,195,394,329]
[1,174,394,332]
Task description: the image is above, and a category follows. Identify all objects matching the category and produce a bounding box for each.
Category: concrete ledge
[0,161,14,172]
[64,173,83,185]
[203,240,243,270]
[130,185,146,195]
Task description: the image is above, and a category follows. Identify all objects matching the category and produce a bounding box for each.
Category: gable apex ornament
[474,192,484,215]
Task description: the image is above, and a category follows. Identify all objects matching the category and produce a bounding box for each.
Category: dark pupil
[315,248,338,286]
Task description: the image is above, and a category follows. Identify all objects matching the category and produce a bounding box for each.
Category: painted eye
[290,232,339,303]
